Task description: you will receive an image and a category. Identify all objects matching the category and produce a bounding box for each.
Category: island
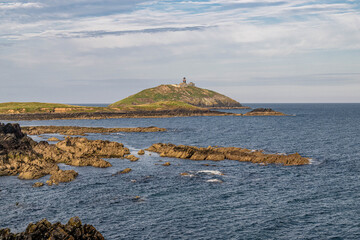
[0,80,290,120]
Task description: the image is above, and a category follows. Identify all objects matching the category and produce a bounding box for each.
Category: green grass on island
[0,84,241,114]
[109,84,242,108]
[109,85,216,106]
[111,101,203,111]
[0,102,104,114]
[0,101,203,114]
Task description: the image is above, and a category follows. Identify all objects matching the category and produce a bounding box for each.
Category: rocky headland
[0,216,104,240]
[0,122,130,185]
[146,143,309,166]
[243,108,287,116]
[22,125,166,136]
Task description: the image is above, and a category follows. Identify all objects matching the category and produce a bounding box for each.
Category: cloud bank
[0,0,359,103]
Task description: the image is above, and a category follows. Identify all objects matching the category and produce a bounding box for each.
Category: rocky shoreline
[0,109,233,121]
[0,122,130,186]
[0,217,104,239]
[22,126,166,136]
[146,143,309,166]
[0,108,289,121]
[209,106,251,110]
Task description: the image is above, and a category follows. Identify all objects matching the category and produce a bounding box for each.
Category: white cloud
[0,0,359,102]
[0,2,43,9]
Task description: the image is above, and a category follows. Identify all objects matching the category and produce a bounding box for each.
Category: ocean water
[1,103,360,239]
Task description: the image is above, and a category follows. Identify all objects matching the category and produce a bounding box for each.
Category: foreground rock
[0,217,104,240]
[147,143,309,166]
[243,108,287,116]
[22,125,167,136]
[0,122,131,185]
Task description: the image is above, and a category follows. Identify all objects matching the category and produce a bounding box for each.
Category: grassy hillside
[109,84,242,108]
[112,101,203,111]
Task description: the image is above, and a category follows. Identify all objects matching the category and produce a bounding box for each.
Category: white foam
[206,179,223,183]
[197,170,224,176]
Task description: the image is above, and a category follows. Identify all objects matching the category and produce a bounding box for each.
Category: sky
[0,0,359,103]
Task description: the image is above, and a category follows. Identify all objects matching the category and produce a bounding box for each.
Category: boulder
[126,155,139,162]
[33,182,44,187]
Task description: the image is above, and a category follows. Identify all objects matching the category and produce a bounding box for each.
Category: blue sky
[0,0,359,103]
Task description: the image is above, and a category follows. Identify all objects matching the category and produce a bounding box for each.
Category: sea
[0,103,359,239]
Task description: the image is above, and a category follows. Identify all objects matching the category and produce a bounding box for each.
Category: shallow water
[1,103,360,239]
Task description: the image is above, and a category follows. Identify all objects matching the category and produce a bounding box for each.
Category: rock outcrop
[147,143,309,166]
[0,122,131,185]
[46,170,78,186]
[0,217,104,240]
[243,108,287,116]
[22,125,167,136]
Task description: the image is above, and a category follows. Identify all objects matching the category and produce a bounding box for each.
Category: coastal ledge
[0,217,104,240]
[22,126,167,136]
[146,143,309,166]
[0,109,233,121]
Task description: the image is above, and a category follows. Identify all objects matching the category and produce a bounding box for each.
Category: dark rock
[0,217,104,240]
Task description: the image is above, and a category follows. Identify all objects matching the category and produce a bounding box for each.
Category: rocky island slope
[109,84,247,109]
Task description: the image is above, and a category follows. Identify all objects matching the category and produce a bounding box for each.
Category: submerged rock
[112,168,132,176]
[0,217,104,240]
[147,143,309,166]
[138,149,145,155]
[162,162,171,166]
[243,108,287,116]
